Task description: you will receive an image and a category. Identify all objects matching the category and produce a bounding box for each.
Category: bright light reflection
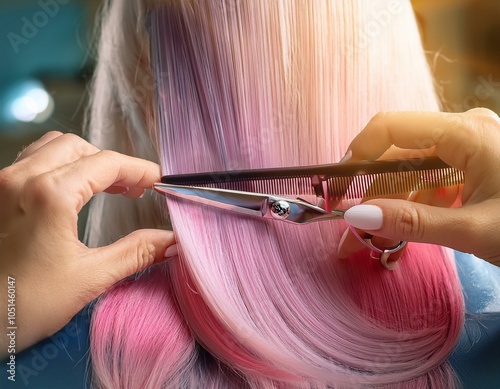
[10,86,54,123]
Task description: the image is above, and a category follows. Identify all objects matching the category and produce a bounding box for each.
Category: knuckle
[459,121,477,140]
[462,109,499,137]
[393,205,424,241]
[466,107,498,119]
[134,238,156,271]
[454,115,481,162]
[61,133,95,155]
[98,150,123,166]
[99,149,120,160]
[60,132,83,145]
[23,174,62,209]
[458,110,500,173]
[0,167,18,196]
[370,111,391,125]
[45,130,64,138]
[368,111,393,143]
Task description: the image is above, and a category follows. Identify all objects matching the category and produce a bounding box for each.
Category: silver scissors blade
[153,183,345,224]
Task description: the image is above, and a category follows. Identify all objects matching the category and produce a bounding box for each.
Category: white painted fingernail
[120,187,130,195]
[339,149,352,163]
[344,205,383,230]
[164,244,178,259]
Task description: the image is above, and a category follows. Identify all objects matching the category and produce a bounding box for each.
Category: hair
[86,1,464,388]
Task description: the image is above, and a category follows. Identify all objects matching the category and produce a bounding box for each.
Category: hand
[337,108,500,266]
[0,132,176,358]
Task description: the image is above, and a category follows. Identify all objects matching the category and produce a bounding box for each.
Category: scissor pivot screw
[270,200,291,220]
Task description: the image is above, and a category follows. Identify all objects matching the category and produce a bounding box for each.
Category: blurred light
[1,80,54,126]
[10,84,54,123]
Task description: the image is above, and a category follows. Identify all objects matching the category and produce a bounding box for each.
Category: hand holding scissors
[337,108,500,266]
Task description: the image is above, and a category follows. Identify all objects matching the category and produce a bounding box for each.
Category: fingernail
[337,228,350,259]
[344,205,383,230]
[408,190,418,201]
[338,149,352,164]
[164,243,178,259]
[139,190,146,199]
[120,187,130,195]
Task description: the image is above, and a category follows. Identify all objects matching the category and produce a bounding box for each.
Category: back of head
[87,1,464,387]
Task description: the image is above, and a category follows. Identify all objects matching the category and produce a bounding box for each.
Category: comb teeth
[166,167,464,200]
[327,167,464,200]
[162,158,465,202]
[175,176,315,196]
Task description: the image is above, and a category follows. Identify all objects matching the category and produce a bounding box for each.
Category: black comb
[161,157,464,203]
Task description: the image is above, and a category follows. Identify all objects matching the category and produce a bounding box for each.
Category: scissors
[153,157,463,269]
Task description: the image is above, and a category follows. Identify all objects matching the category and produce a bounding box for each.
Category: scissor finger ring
[347,224,407,270]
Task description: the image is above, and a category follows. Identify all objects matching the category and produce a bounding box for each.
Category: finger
[126,188,147,198]
[14,131,64,163]
[83,229,176,299]
[48,150,161,211]
[350,145,439,205]
[104,186,145,198]
[373,144,435,162]
[105,186,131,195]
[337,227,366,259]
[409,185,461,208]
[18,133,101,174]
[120,187,146,199]
[370,235,407,264]
[337,227,406,264]
[347,109,500,171]
[342,200,489,255]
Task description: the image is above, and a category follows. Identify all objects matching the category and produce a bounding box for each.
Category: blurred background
[0,0,101,168]
[0,0,499,168]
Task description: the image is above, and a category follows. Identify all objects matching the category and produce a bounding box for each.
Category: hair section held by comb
[87,1,465,388]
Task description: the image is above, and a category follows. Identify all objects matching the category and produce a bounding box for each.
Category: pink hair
[88,1,464,387]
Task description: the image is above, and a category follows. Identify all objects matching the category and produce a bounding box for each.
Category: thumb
[85,229,177,296]
[343,200,474,253]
